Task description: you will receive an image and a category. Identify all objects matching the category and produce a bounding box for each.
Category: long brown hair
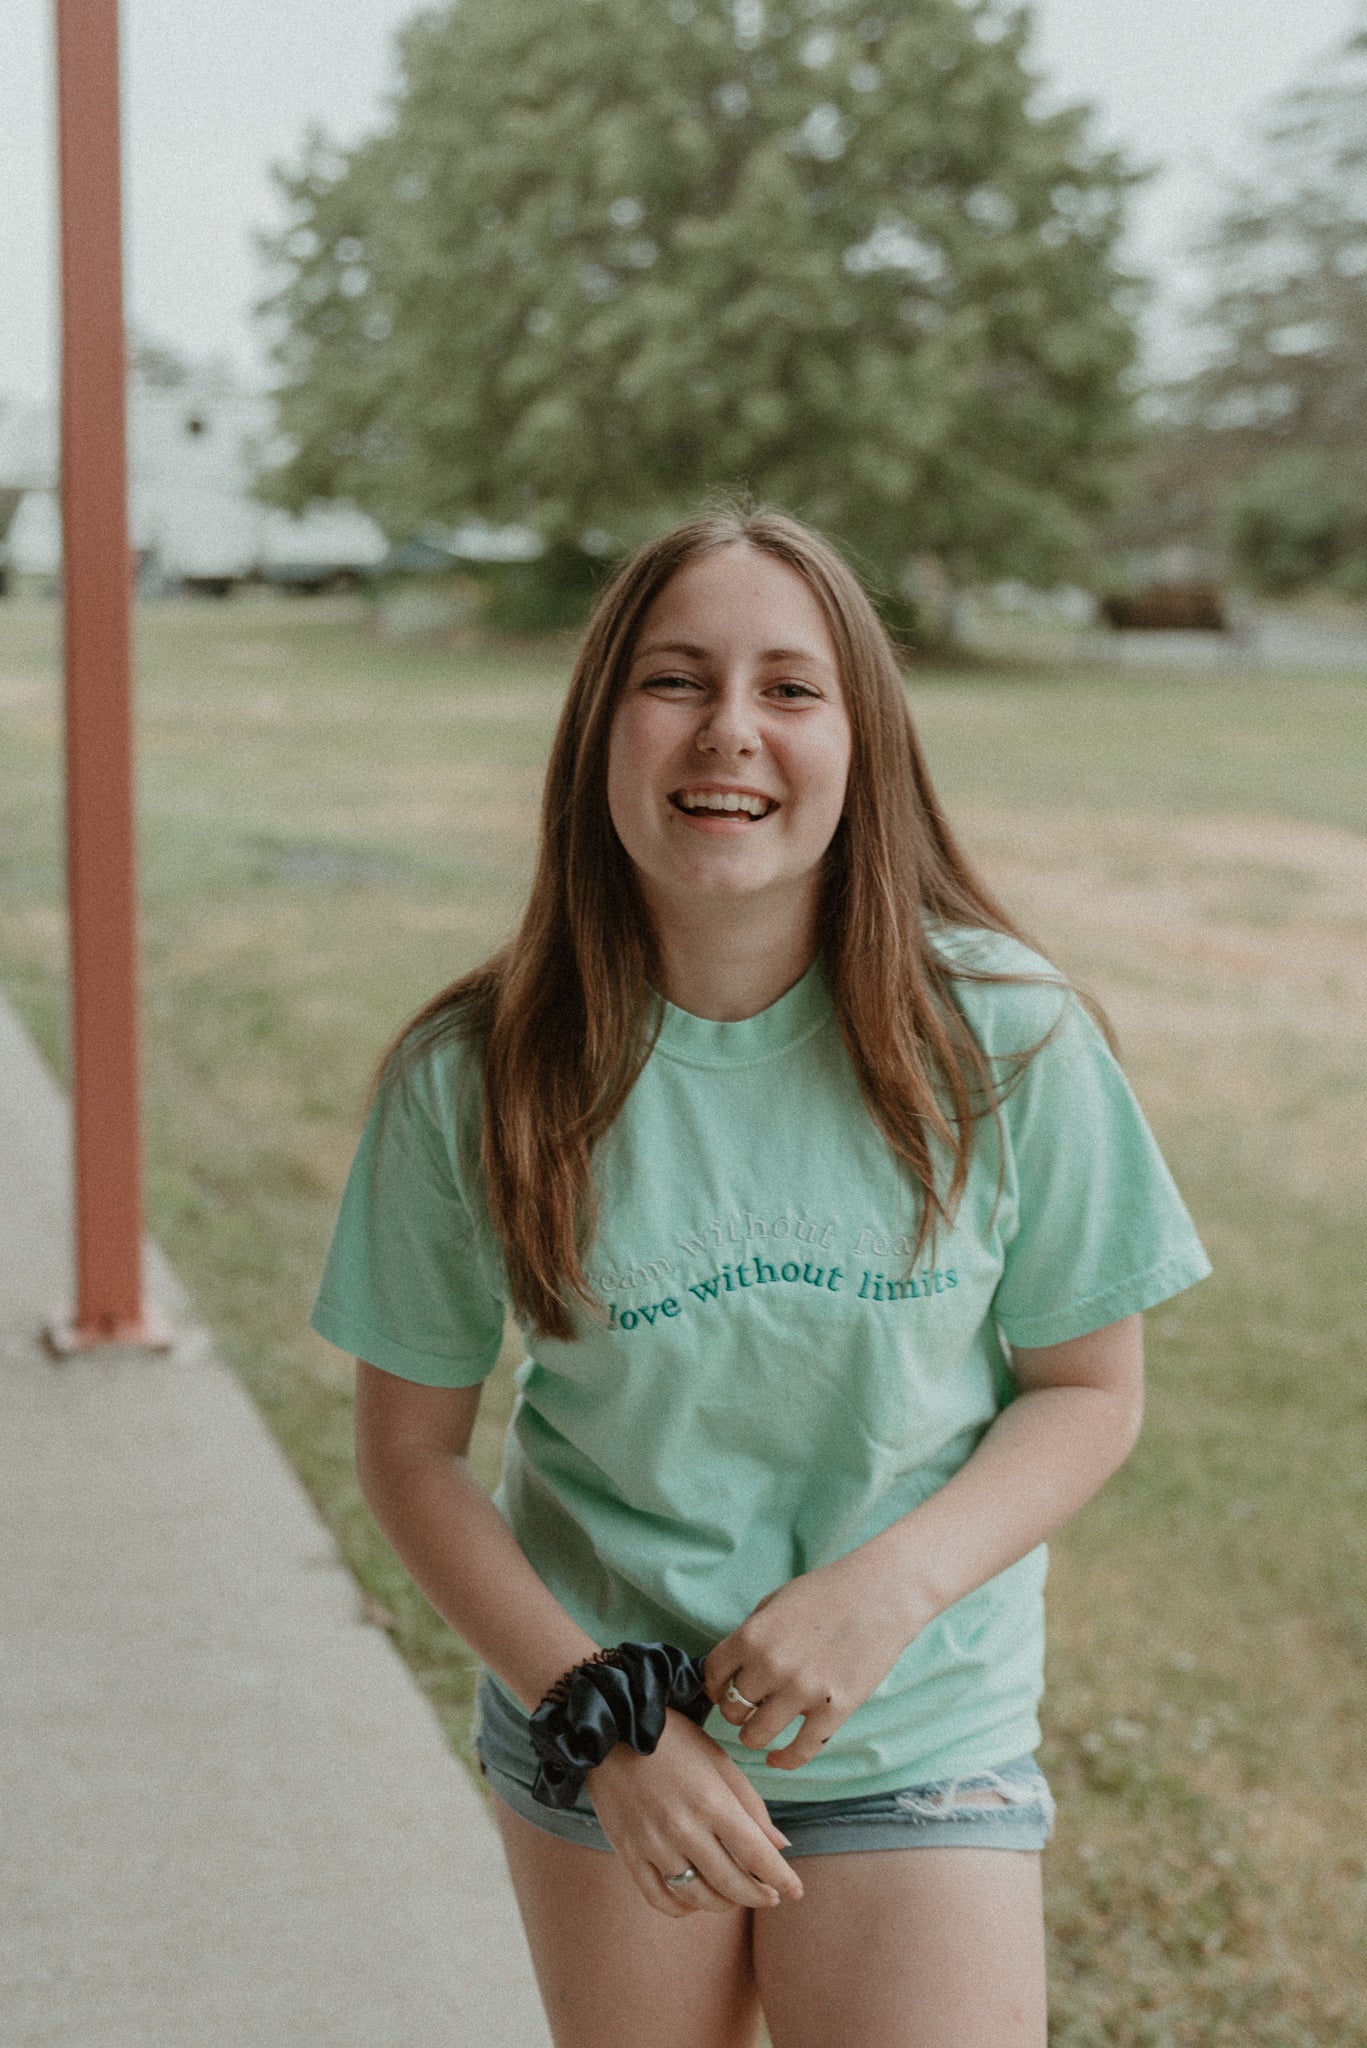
[385,509,1080,1339]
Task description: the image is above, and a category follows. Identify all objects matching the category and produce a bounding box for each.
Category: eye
[767,680,822,701]
[642,672,704,692]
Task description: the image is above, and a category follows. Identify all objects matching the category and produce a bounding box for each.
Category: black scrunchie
[528,1642,712,1809]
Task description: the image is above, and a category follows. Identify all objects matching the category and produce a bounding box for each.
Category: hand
[705,1553,929,1771]
[584,1709,804,1918]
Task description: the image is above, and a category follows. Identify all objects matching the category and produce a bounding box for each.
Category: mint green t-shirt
[311,931,1210,1799]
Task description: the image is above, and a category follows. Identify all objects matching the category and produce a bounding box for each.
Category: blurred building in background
[0,356,386,594]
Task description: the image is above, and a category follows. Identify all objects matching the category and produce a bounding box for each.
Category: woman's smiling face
[606,544,852,934]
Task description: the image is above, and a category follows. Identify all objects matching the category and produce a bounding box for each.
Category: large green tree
[259,0,1140,596]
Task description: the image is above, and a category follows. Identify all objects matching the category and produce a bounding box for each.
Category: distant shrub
[1221,453,1367,595]
[474,544,612,636]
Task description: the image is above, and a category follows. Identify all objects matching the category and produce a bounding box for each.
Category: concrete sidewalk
[0,996,550,2047]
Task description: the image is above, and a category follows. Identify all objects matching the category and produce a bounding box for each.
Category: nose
[695,679,759,756]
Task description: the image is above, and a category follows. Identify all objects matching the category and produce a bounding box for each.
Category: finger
[707,1793,804,1901]
[704,1642,770,1729]
[626,1852,686,1918]
[713,1753,797,1857]
[650,1875,727,1917]
[702,1637,743,1705]
[715,1675,764,1729]
[688,1840,787,1912]
[645,1880,690,1920]
[649,1857,753,1916]
[737,1687,812,1753]
[634,1853,725,1919]
[764,1699,846,1771]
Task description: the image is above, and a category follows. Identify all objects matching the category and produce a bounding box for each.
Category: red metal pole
[47,0,170,1352]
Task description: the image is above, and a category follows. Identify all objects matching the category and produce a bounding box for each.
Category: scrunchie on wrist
[528,1642,712,1809]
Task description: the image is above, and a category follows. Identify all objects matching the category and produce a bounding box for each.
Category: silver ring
[664,1866,697,1890]
[724,1682,759,1713]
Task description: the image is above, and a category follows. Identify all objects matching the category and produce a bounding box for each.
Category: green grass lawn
[2,589,1364,2044]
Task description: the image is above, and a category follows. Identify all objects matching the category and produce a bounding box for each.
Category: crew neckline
[652,957,834,1068]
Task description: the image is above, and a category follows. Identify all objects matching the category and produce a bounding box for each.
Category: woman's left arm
[705,1313,1145,1769]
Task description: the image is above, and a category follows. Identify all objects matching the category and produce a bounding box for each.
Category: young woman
[311,511,1210,2048]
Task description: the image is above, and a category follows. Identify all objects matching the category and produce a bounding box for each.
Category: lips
[669,785,778,820]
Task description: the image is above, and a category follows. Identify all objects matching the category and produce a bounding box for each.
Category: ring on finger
[724,1682,760,1715]
[664,1866,698,1890]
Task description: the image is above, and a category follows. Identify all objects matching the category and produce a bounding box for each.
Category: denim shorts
[473,1674,1054,1857]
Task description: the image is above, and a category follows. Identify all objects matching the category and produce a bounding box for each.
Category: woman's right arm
[353,1359,800,1914]
[353,1359,598,1708]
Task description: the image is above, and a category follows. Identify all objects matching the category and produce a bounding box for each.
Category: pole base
[45,1310,177,1357]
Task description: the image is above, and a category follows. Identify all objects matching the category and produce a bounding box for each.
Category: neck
[650,894,820,1021]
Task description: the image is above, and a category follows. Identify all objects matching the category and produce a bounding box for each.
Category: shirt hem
[715,1713,1046,1803]
[996,1248,1213,1350]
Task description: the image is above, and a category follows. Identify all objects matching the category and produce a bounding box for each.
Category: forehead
[632,545,839,670]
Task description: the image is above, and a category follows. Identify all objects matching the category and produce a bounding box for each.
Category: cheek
[832,739,853,816]
[604,750,630,850]
[803,730,853,833]
[605,715,651,854]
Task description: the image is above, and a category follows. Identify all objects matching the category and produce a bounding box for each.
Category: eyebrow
[632,638,838,673]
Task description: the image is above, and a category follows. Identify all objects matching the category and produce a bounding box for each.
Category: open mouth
[669,788,778,821]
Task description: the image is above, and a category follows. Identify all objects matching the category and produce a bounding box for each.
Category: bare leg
[492,1794,763,2048]
[753,1849,1046,2048]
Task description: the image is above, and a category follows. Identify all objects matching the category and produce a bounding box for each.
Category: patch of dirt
[958,806,1367,1197]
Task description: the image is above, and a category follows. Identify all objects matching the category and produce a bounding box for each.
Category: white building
[0,367,386,588]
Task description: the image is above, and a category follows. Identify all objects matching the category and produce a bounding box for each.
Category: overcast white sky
[1,0,1361,408]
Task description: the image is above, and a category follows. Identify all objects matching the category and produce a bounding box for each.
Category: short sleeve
[309,1045,507,1386]
[991,996,1211,1349]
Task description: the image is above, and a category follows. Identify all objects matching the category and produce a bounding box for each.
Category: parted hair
[382,508,1076,1340]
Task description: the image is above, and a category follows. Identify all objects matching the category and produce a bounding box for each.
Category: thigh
[493,1793,763,2048]
[752,1848,1046,2048]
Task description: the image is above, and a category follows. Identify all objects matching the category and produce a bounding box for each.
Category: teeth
[677,791,770,817]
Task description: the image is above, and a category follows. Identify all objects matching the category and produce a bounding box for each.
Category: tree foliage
[259,0,1140,596]
[1158,15,1367,586]
[1221,450,1367,595]
[1180,19,1367,452]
